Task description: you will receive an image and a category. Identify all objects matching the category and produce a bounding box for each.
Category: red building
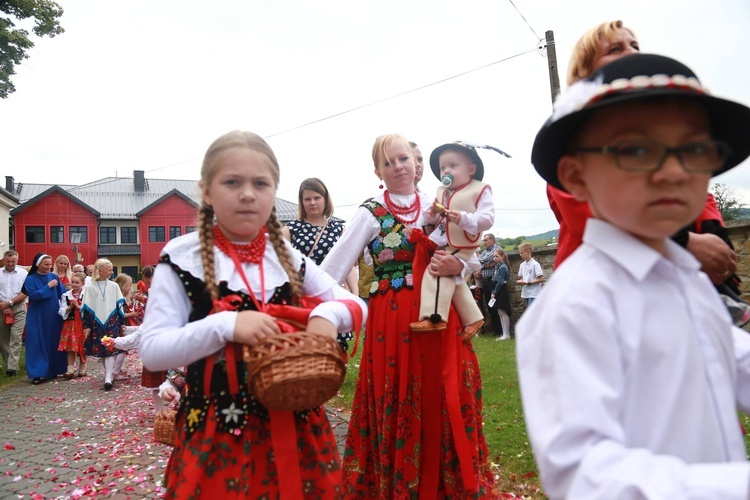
[137,189,199,267]
[11,186,99,266]
[6,171,298,278]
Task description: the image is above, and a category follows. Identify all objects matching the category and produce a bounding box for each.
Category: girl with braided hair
[139,130,366,499]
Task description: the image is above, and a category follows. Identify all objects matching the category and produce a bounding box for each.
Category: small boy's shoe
[461,320,485,339]
[721,294,750,327]
[104,381,113,391]
[410,319,447,332]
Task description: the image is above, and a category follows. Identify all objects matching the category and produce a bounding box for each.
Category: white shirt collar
[583,218,700,282]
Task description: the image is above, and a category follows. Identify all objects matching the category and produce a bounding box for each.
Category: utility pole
[545,30,561,105]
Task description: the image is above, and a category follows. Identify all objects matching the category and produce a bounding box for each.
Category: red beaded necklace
[213,226,267,264]
[383,190,421,225]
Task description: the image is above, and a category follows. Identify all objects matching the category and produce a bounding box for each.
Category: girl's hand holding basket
[233,310,281,347]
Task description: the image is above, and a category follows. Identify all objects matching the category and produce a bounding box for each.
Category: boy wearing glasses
[517,54,750,499]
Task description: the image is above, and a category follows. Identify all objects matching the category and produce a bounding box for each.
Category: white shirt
[518,258,543,298]
[516,218,750,499]
[139,232,367,371]
[321,192,478,285]
[0,265,28,305]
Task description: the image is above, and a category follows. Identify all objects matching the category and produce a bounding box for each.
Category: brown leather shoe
[63,372,75,379]
[461,320,485,340]
[410,319,447,332]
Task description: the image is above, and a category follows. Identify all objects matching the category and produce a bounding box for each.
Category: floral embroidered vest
[363,200,416,296]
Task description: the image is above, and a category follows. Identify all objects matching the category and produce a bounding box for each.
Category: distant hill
[525,229,559,240]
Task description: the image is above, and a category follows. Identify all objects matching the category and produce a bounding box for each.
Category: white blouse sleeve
[320,206,380,285]
[114,328,141,351]
[457,187,495,234]
[302,256,367,332]
[139,262,238,372]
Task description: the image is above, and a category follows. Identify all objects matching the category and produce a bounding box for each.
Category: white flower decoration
[221,402,244,424]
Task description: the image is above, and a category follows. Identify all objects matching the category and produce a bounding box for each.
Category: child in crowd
[114,274,141,327]
[138,130,366,498]
[158,368,186,406]
[114,273,167,409]
[490,248,511,340]
[517,54,750,498]
[58,272,87,378]
[82,258,126,391]
[516,242,543,306]
[132,266,154,323]
[410,142,496,336]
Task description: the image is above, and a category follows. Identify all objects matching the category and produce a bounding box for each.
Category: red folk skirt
[341,283,497,498]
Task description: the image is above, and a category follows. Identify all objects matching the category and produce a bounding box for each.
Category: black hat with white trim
[531,53,750,191]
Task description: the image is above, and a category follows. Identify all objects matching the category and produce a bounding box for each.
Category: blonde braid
[198,203,219,302]
[266,206,302,304]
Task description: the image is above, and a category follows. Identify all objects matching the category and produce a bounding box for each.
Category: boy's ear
[468,163,477,176]
[557,155,590,202]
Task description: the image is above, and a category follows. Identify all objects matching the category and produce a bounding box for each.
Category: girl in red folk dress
[320,134,497,498]
[138,130,367,499]
[58,272,86,379]
[132,265,154,323]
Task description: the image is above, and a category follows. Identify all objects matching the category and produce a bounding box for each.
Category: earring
[378,183,384,190]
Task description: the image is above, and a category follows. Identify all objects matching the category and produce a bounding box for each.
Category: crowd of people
[0,252,153,389]
[1,18,750,499]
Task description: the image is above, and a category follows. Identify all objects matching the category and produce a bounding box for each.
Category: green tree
[711,182,745,221]
[0,0,64,98]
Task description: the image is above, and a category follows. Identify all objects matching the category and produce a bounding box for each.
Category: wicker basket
[154,408,177,446]
[243,332,346,412]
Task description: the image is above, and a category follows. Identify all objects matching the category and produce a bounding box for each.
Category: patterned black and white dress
[286,218,344,266]
[286,218,353,349]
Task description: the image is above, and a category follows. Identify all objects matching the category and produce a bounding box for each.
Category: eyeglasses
[571,139,731,174]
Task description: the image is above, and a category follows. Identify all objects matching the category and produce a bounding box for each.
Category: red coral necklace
[383,190,421,225]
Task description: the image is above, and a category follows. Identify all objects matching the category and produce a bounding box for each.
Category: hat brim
[532,89,750,192]
[430,144,484,181]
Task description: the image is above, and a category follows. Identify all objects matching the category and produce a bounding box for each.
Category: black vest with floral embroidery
[362,200,417,296]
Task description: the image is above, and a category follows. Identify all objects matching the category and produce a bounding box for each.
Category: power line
[264,48,537,139]
[508,0,540,41]
[146,157,199,175]
[139,47,538,176]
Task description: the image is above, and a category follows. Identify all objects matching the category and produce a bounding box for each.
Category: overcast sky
[2,0,749,237]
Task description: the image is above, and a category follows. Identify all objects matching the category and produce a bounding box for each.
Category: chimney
[5,176,14,193]
[134,170,145,192]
